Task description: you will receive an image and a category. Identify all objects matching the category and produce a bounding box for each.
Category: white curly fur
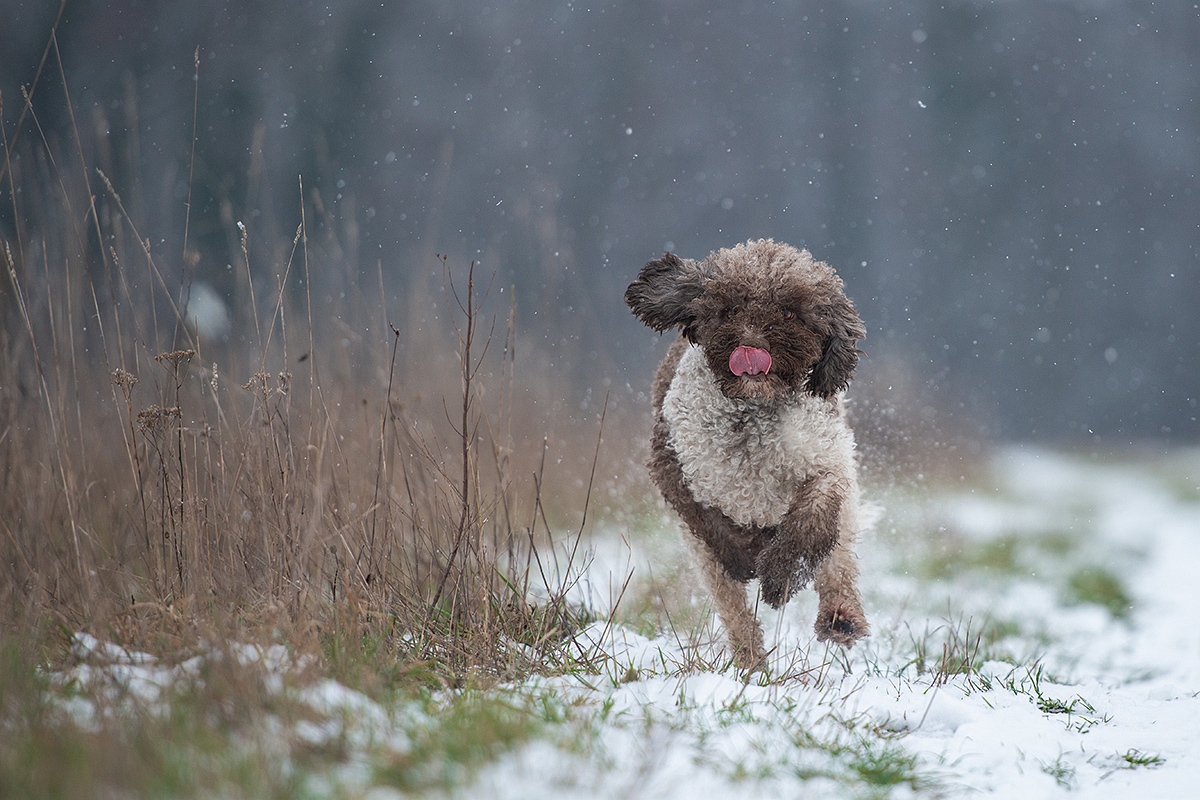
[662,344,857,528]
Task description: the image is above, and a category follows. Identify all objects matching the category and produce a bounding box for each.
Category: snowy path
[474,448,1200,798]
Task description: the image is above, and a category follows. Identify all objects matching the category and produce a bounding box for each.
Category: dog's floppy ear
[807,293,866,399]
[624,253,707,340]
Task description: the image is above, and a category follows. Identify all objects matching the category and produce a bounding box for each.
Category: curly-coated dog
[624,238,869,669]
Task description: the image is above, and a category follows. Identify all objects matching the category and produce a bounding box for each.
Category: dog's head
[624,239,864,402]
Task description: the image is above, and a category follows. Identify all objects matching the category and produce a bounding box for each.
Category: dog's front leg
[813,533,869,646]
[648,419,766,668]
[754,471,847,609]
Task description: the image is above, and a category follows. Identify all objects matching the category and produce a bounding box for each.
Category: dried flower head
[242,371,269,392]
[136,404,182,433]
[154,349,196,369]
[112,368,139,390]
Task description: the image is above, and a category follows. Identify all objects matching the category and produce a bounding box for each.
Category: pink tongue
[729,346,772,376]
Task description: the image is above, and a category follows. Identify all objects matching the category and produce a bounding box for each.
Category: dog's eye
[783,310,797,321]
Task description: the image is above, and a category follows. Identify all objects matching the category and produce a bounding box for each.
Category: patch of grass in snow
[898,513,1137,623]
[1040,753,1077,789]
[1064,565,1133,618]
[1114,748,1166,769]
[1091,747,1167,781]
[848,744,923,793]
[1035,694,1111,733]
[1138,450,1200,502]
[1000,663,1111,734]
[780,719,926,796]
[887,615,1032,686]
[692,696,932,795]
[911,529,1081,582]
[1,636,325,800]
[0,640,93,800]
[374,690,567,793]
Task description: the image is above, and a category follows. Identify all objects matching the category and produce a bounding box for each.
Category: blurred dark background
[3,0,1197,444]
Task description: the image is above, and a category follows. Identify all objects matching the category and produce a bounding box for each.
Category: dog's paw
[815,602,868,647]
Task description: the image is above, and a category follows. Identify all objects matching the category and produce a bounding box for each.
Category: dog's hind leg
[688,537,765,670]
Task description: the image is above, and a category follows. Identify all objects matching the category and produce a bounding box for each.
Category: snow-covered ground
[62,447,1200,797]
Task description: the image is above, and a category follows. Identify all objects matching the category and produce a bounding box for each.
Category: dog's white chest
[661,345,850,528]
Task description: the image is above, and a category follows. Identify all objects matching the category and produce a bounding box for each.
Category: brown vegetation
[0,55,623,686]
